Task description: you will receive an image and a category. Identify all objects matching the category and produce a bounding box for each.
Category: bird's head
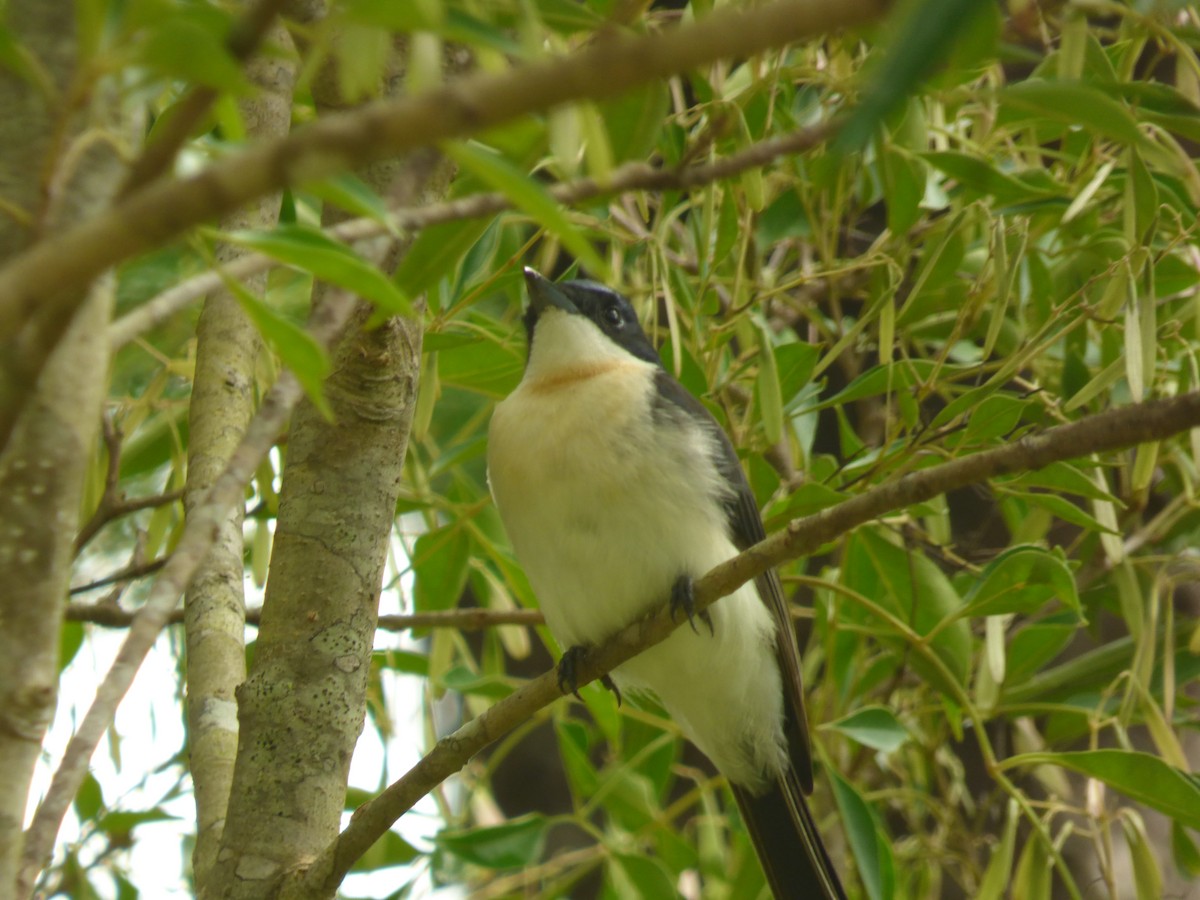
[521,268,660,373]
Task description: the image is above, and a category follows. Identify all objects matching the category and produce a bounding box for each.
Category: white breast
[487,311,787,791]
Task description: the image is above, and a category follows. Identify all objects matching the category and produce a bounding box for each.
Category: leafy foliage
[38,0,1200,898]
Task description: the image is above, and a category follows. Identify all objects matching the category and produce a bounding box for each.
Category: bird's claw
[557,646,623,705]
[670,574,713,636]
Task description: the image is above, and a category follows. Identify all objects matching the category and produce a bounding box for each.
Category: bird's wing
[652,370,814,790]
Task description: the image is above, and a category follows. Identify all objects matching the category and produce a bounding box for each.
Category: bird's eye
[602,305,623,327]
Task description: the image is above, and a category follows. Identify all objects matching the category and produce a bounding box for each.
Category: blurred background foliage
[48,0,1200,896]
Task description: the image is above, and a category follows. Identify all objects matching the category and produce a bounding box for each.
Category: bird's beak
[524,267,578,316]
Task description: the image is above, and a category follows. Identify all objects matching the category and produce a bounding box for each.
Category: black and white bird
[487,268,845,899]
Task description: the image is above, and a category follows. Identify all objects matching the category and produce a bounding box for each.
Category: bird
[487,267,846,899]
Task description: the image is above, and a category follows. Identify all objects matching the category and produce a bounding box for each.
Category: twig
[68,557,168,596]
[74,413,185,552]
[64,603,544,631]
[108,124,834,347]
[296,390,1200,893]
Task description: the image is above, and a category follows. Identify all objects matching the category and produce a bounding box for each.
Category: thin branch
[2,0,888,355]
[64,603,543,631]
[297,391,1200,894]
[108,123,834,347]
[17,289,361,896]
[118,0,290,193]
[75,444,184,556]
[68,557,168,596]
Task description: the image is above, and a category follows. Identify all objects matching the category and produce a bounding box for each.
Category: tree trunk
[185,26,297,889]
[0,1,122,892]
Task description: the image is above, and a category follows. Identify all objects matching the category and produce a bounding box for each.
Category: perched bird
[487,268,845,899]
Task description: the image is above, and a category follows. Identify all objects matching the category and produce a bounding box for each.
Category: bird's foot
[669,574,713,636]
[557,646,587,700]
[557,646,622,705]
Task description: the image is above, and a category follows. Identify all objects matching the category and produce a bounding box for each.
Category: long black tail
[733,766,846,900]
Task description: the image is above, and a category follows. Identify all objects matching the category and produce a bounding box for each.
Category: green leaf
[351,829,421,872]
[224,279,333,419]
[595,768,659,833]
[224,225,411,315]
[610,852,679,898]
[439,666,514,699]
[999,80,1151,150]
[881,145,925,235]
[830,771,894,900]
[961,395,1028,444]
[438,334,524,398]
[99,808,178,839]
[960,545,1081,620]
[557,718,600,799]
[827,706,911,753]
[757,331,784,445]
[60,621,84,672]
[412,524,470,612]
[1011,832,1051,900]
[435,814,548,869]
[1008,750,1200,830]
[838,0,995,150]
[776,342,822,406]
[1171,820,1200,877]
[923,151,1060,206]
[74,773,105,821]
[1002,620,1076,687]
[443,140,607,278]
[394,217,493,300]
[304,173,396,230]
[977,800,1019,900]
[602,82,670,163]
[1120,813,1163,900]
[343,0,440,29]
[843,529,972,690]
[768,482,847,523]
[809,360,939,411]
[1012,491,1119,535]
[139,15,248,93]
[1000,461,1116,502]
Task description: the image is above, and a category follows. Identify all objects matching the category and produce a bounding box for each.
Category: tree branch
[108,123,834,348]
[65,603,544,631]
[297,391,1200,894]
[1,0,887,360]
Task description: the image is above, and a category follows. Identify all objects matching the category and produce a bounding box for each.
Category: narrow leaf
[827,706,910,753]
[1008,750,1200,830]
[443,140,607,277]
[224,225,411,315]
[830,771,894,900]
[223,277,332,419]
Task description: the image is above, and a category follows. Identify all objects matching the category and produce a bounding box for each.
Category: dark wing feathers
[652,370,815,790]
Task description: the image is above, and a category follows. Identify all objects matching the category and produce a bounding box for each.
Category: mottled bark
[204,308,423,899]
[185,27,297,889]
[0,1,122,893]
[0,0,77,444]
[201,22,453,887]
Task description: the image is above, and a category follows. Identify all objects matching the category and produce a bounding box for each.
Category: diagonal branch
[0,0,888,372]
[296,390,1200,894]
[64,602,543,631]
[108,123,835,347]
